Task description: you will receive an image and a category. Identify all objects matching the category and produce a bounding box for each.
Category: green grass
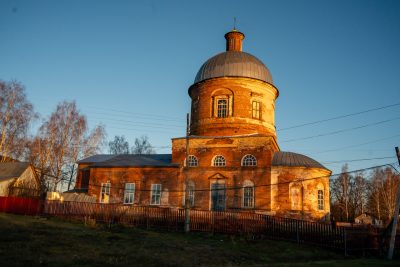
[0,213,399,267]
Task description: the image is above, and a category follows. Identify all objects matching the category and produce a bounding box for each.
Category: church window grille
[242,154,257,166]
[186,155,198,167]
[217,99,228,118]
[213,155,226,167]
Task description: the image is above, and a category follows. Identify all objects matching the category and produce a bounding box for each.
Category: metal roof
[272,151,328,170]
[77,154,117,164]
[91,154,179,168]
[0,162,31,181]
[194,51,273,84]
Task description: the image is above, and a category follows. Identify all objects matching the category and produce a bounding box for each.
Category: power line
[310,134,400,155]
[60,162,396,193]
[277,102,400,131]
[321,156,395,165]
[280,116,400,143]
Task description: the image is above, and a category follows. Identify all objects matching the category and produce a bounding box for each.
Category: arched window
[242,180,254,208]
[186,155,198,167]
[212,155,226,167]
[241,154,257,166]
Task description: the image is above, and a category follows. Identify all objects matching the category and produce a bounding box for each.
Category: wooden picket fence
[0,196,395,254]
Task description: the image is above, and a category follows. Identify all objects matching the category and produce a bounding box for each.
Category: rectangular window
[100,183,111,203]
[217,99,228,118]
[188,185,195,207]
[151,184,162,205]
[318,190,324,210]
[124,183,135,204]
[243,187,254,208]
[252,101,260,119]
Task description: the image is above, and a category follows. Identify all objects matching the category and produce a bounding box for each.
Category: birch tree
[0,80,36,161]
[29,101,105,191]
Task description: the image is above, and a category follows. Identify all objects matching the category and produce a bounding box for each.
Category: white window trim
[213,95,232,118]
[212,155,226,167]
[123,183,135,204]
[185,155,199,167]
[241,154,257,166]
[100,182,111,203]
[242,186,254,208]
[150,184,162,205]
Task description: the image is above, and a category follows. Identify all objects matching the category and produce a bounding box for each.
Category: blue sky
[1,0,399,175]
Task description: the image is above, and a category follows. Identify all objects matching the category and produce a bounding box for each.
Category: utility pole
[184,113,190,233]
[388,147,400,259]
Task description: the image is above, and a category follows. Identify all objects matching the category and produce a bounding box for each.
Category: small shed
[0,162,40,197]
[355,213,383,227]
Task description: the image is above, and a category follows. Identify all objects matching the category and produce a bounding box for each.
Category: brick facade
[75,29,331,221]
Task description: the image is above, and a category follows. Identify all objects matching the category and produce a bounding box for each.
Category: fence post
[296,220,300,245]
[146,206,149,230]
[344,228,347,256]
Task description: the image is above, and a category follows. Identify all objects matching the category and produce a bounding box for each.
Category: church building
[75,29,331,221]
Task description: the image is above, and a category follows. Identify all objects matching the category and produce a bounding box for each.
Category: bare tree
[0,80,36,161]
[368,168,383,221]
[331,164,352,221]
[131,135,155,155]
[109,135,130,154]
[366,167,399,222]
[29,101,105,192]
[350,172,368,217]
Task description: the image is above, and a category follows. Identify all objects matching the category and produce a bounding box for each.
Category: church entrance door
[211,183,226,211]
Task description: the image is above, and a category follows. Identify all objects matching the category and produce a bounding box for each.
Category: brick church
[75,29,331,220]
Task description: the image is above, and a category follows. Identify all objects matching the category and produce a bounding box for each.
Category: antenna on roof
[233,17,237,30]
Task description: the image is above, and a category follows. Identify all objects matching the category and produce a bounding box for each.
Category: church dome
[272,151,328,170]
[193,30,273,85]
[194,51,274,84]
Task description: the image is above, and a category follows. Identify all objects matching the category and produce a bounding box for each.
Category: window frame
[243,185,254,208]
[318,189,324,210]
[212,155,226,167]
[252,101,261,119]
[123,183,135,204]
[100,182,111,203]
[150,184,162,205]
[241,154,257,166]
[186,155,199,167]
[217,99,228,118]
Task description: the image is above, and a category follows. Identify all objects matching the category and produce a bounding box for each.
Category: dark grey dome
[272,151,328,170]
[194,51,273,84]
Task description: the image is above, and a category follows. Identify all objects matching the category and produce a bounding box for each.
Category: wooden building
[75,29,331,221]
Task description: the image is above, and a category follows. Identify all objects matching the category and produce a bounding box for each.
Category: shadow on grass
[0,213,399,267]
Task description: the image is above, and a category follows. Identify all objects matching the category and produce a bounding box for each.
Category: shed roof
[0,162,31,181]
